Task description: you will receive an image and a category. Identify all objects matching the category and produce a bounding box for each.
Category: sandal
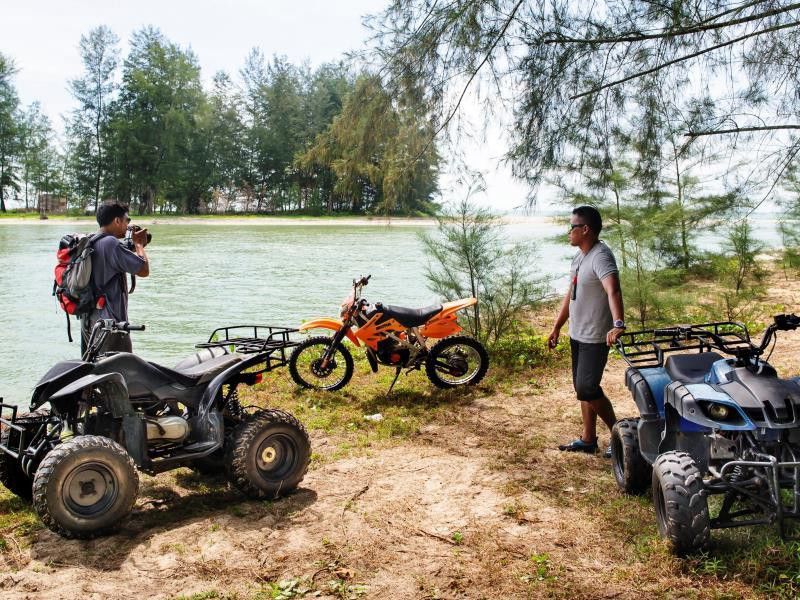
[558,437,598,453]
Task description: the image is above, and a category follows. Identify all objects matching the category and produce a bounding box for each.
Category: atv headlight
[707,403,730,420]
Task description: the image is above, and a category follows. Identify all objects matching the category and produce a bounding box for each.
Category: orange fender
[299,317,361,347]
[420,297,477,339]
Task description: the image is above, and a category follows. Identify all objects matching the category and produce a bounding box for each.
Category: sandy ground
[0,274,798,599]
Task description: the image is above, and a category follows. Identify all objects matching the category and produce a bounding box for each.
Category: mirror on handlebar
[775,313,800,331]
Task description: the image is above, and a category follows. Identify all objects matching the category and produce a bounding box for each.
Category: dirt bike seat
[378,303,443,328]
[665,352,723,384]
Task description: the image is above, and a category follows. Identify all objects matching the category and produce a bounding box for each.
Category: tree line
[0,26,439,216]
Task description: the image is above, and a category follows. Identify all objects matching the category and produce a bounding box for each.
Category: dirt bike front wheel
[289,335,354,391]
[425,336,489,389]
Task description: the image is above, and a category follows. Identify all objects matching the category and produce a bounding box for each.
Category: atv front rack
[0,401,54,477]
[616,321,753,368]
[0,402,25,460]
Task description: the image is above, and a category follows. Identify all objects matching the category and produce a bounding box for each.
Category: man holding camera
[80,202,150,355]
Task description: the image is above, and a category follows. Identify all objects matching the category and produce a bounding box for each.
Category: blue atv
[612,313,800,553]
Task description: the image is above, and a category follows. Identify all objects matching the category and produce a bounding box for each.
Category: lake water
[0,218,569,404]
[0,216,785,404]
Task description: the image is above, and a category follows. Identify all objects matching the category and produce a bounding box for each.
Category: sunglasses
[569,223,586,231]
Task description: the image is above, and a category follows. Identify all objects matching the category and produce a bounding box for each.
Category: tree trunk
[142,186,155,214]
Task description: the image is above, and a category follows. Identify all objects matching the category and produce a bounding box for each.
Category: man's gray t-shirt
[568,241,619,344]
[90,235,146,322]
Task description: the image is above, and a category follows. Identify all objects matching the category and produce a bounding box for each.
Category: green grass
[0,490,42,551]
[240,351,490,461]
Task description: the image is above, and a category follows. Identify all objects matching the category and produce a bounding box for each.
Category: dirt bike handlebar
[353,274,371,288]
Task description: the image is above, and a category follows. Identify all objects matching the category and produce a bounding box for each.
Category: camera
[123,224,153,250]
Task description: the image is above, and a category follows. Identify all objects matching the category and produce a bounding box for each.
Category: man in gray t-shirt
[80,202,150,356]
[547,206,625,456]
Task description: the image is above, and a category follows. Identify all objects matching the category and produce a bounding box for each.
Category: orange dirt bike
[288,275,489,391]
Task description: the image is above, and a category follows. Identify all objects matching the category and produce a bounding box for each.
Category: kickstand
[387,366,402,396]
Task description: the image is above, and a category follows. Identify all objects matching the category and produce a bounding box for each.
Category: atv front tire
[611,418,651,495]
[225,410,310,499]
[32,436,138,539]
[652,451,709,554]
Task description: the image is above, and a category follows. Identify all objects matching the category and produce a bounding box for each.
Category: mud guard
[299,318,360,347]
[50,372,131,417]
[192,353,271,454]
[49,372,148,468]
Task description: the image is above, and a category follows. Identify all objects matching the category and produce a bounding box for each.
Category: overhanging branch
[686,125,800,137]
[571,19,800,100]
[543,2,800,44]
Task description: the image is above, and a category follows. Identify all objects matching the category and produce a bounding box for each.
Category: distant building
[38,193,68,214]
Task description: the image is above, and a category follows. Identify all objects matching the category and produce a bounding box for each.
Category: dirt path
[1,276,798,599]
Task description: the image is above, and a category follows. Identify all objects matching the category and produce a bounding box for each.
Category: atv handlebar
[82,320,146,362]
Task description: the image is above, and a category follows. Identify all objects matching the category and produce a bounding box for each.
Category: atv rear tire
[425,336,489,389]
[652,451,709,554]
[32,436,138,539]
[611,418,651,495]
[225,410,310,499]
[0,410,49,501]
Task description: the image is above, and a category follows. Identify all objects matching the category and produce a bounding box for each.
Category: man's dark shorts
[570,338,610,401]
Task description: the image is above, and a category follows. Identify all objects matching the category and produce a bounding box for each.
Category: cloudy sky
[3,0,537,211]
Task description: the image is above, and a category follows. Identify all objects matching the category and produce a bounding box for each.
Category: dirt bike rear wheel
[425,336,489,389]
[289,336,354,391]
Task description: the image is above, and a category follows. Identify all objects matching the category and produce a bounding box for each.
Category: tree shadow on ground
[358,385,484,414]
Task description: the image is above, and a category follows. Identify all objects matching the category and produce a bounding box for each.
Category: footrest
[182,441,218,453]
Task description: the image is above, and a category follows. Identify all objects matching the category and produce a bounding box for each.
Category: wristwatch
[613,319,626,329]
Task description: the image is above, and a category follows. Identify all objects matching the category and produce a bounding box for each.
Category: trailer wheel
[32,436,138,539]
[652,451,709,554]
[611,418,651,495]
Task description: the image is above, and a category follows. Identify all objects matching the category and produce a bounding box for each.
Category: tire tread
[225,409,310,499]
[32,435,138,539]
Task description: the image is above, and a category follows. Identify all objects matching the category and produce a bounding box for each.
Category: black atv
[612,313,800,553]
[0,320,309,539]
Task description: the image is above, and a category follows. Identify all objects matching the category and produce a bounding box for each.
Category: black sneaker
[558,438,598,453]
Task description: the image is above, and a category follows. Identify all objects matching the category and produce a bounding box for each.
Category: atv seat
[664,352,723,384]
[171,347,243,384]
[378,303,443,328]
